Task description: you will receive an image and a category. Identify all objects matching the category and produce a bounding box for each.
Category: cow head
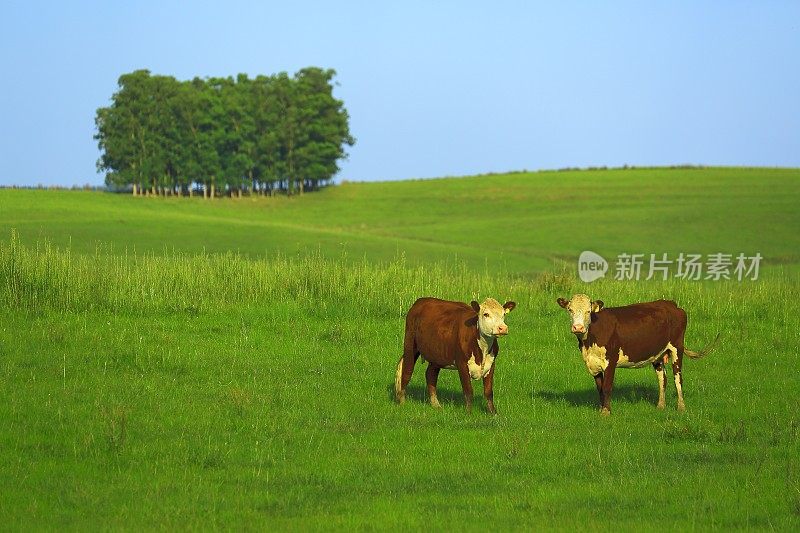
[556,293,604,337]
[470,298,516,337]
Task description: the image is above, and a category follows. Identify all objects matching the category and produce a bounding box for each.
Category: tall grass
[0,231,498,316]
[2,231,793,329]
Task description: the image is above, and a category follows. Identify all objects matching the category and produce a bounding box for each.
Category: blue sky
[1,1,798,186]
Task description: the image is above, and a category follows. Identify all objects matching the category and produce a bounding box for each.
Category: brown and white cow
[557,294,718,415]
[395,297,516,414]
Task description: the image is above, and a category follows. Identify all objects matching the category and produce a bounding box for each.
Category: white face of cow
[557,293,604,337]
[471,298,516,337]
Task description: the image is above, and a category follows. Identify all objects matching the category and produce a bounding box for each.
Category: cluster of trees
[95,68,354,197]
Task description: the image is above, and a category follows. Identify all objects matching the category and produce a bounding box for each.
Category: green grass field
[1,167,799,530]
[4,167,799,275]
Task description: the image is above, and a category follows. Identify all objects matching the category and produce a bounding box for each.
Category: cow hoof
[657,402,666,409]
[677,403,686,413]
[599,407,611,416]
[430,398,441,409]
[396,392,405,405]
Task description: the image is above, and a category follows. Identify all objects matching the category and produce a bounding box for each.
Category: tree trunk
[210,183,216,199]
[132,183,138,196]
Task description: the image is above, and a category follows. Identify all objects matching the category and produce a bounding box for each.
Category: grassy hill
[1,167,799,529]
[2,167,799,275]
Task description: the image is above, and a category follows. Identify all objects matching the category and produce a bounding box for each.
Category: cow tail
[684,333,720,359]
[394,356,404,397]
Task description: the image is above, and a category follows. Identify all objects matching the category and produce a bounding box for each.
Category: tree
[146,74,181,195]
[249,75,282,195]
[95,70,181,196]
[95,67,354,197]
[213,75,256,197]
[96,70,154,195]
[292,68,355,193]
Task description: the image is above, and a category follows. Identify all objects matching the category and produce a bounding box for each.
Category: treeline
[95,68,354,197]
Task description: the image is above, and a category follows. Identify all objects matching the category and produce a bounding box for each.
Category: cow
[395,297,516,414]
[556,294,718,415]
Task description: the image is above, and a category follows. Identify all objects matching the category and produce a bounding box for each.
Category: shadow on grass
[531,383,660,409]
[385,382,494,412]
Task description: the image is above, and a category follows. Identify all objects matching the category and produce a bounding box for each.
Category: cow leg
[593,373,604,410]
[456,362,475,413]
[599,364,617,415]
[395,333,419,404]
[483,364,497,415]
[394,357,405,403]
[653,361,666,409]
[425,363,442,408]
[672,353,686,412]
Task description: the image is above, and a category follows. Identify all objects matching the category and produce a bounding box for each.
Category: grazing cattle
[395,297,516,414]
[556,294,718,415]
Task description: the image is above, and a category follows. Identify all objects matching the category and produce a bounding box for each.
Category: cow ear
[470,300,480,314]
[503,301,516,313]
[592,300,604,313]
[557,297,569,309]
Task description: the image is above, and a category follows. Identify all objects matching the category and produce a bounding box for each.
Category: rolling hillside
[2,167,798,276]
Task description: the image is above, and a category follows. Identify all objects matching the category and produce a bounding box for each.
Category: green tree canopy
[95,68,354,197]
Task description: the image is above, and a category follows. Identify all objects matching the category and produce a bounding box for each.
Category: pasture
[3,167,799,276]
[1,167,799,529]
